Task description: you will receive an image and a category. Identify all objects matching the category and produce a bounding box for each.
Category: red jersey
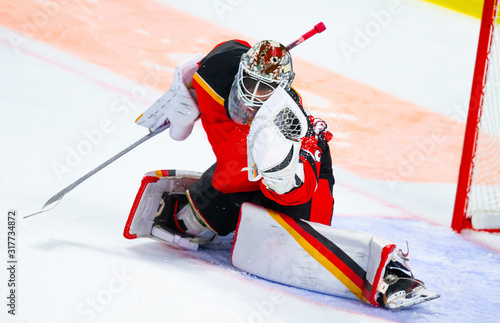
[192,40,334,224]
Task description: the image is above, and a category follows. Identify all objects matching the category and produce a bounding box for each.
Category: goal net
[453,0,500,233]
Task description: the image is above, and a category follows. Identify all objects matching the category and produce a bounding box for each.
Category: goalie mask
[228,40,295,125]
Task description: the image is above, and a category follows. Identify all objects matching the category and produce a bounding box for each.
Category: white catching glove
[246,87,309,195]
[136,53,203,140]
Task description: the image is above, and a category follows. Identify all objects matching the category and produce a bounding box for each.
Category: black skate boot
[378,246,440,310]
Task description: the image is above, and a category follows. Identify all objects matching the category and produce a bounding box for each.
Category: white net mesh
[273,106,304,141]
[467,10,500,229]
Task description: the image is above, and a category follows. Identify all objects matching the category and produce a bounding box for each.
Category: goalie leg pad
[124,169,235,250]
[123,170,201,239]
[232,203,395,306]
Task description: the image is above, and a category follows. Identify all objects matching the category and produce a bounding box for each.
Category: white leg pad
[123,170,201,239]
[232,203,395,306]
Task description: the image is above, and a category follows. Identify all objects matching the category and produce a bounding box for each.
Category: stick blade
[24,194,64,219]
[24,124,171,220]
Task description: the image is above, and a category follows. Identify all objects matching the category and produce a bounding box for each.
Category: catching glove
[246,87,309,195]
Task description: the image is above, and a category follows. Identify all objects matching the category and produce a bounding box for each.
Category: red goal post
[452,0,500,233]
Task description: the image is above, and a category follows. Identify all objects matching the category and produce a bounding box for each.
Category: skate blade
[202,233,235,250]
[386,287,440,310]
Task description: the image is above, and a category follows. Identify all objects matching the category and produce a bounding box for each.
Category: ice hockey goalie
[124,38,439,309]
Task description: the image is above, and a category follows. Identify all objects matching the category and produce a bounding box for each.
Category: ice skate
[378,248,440,310]
[147,192,215,249]
[152,192,236,250]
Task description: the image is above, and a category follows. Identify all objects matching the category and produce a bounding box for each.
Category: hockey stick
[286,22,326,51]
[24,123,170,218]
[26,24,326,219]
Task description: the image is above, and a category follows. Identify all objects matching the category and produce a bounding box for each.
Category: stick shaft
[25,124,170,218]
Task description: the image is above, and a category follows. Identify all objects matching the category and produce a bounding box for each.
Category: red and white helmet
[228,40,295,125]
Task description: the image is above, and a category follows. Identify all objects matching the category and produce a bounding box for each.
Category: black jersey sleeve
[196,40,250,102]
